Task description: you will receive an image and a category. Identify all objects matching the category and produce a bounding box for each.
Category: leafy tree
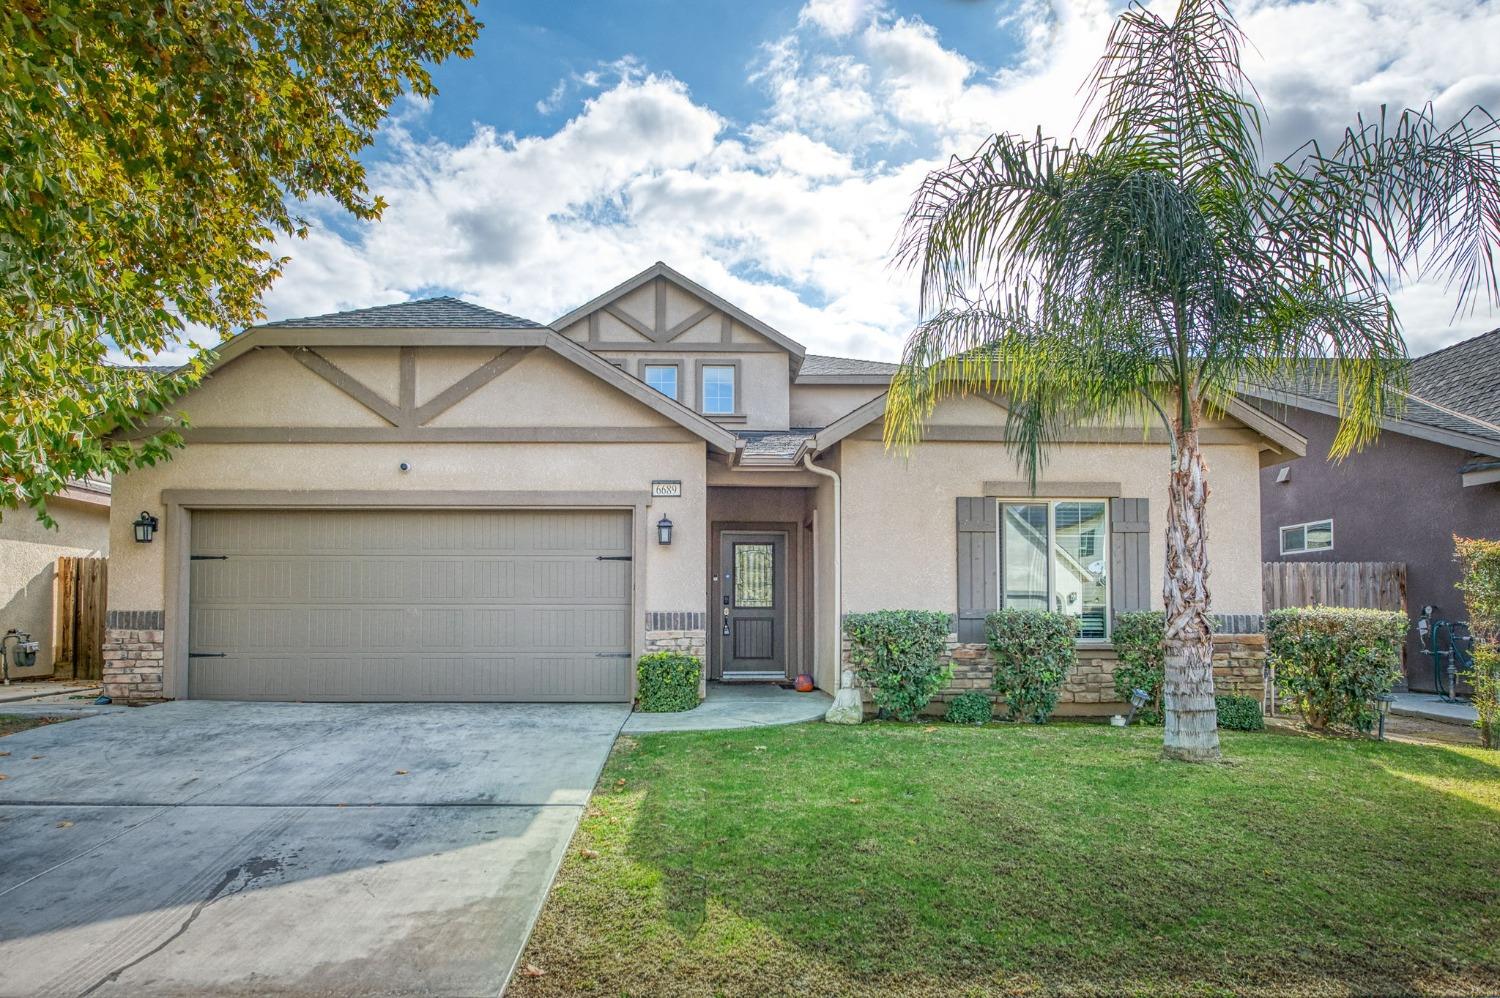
[887,0,1500,760]
[1,1,479,521]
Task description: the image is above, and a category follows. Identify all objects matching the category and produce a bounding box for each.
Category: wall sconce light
[656,515,673,546]
[133,511,160,544]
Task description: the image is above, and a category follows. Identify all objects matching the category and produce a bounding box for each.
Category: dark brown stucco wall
[1259,407,1500,691]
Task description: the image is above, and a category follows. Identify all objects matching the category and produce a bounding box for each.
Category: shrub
[844,611,953,721]
[945,691,994,725]
[635,652,702,712]
[986,609,1078,724]
[1215,694,1265,731]
[1455,536,1500,749]
[1111,611,1165,723]
[1267,607,1406,732]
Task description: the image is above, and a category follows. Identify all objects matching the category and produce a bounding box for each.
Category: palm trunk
[1162,402,1221,762]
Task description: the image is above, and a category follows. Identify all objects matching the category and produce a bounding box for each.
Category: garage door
[187,508,632,701]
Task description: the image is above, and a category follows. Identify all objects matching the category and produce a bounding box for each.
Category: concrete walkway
[0,679,101,704]
[623,681,832,733]
[1392,691,1478,726]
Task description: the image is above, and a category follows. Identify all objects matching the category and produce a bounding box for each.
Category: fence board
[53,556,108,680]
[1262,561,1407,614]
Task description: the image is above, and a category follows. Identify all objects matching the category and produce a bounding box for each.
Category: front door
[717,532,787,679]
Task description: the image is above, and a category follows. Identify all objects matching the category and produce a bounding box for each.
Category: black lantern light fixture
[1373,692,1396,740]
[132,511,159,544]
[656,515,673,546]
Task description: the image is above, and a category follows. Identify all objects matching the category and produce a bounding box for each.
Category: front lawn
[0,714,69,738]
[514,722,1500,997]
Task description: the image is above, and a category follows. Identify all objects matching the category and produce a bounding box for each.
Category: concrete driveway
[0,700,629,997]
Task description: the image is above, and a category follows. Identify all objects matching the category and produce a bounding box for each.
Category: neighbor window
[643,364,679,400]
[999,499,1110,640]
[1280,518,1333,555]
[700,365,736,415]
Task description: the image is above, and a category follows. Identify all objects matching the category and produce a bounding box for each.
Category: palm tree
[887,0,1500,761]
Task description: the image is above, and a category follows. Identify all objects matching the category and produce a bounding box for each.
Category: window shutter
[956,497,998,643]
[1109,498,1151,614]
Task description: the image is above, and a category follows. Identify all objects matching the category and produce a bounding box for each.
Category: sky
[220,0,1500,365]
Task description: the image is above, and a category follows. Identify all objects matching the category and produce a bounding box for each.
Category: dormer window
[643,363,679,401]
[701,364,736,415]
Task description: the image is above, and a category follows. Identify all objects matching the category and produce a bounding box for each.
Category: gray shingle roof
[1408,327,1500,425]
[1244,330,1500,451]
[738,429,819,461]
[261,296,544,329]
[797,354,899,379]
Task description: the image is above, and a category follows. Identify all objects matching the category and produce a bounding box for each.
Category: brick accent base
[644,627,707,662]
[846,632,1267,718]
[102,609,167,701]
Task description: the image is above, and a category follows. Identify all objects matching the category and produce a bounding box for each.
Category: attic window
[701,365,736,415]
[643,364,679,400]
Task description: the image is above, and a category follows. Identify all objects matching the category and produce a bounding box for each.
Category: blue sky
[238,0,1500,366]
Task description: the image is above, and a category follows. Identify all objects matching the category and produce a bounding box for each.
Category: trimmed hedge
[1268,607,1405,732]
[1215,694,1265,731]
[1111,611,1165,724]
[945,691,994,725]
[986,609,1077,724]
[635,652,702,712]
[1456,536,1500,749]
[845,610,953,721]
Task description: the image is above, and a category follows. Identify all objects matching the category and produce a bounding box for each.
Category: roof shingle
[261,296,543,330]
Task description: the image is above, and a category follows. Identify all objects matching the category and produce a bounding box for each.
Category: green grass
[513,722,1500,997]
[0,714,67,738]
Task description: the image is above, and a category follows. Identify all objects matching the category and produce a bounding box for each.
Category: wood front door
[717,532,787,678]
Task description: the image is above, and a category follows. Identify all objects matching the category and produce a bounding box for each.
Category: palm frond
[1084,0,1262,197]
[1265,103,1500,317]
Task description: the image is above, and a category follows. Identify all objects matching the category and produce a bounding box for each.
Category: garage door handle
[594,652,631,658]
[188,652,226,658]
[595,555,632,561]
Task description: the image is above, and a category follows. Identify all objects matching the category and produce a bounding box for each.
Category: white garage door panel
[188,509,632,702]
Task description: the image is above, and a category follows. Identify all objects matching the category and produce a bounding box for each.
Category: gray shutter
[956,497,999,643]
[1110,498,1151,615]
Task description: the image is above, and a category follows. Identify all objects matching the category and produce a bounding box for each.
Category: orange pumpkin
[794,673,815,693]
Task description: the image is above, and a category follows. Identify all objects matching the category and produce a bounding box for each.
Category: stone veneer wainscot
[102,610,166,701]
[845,631,1268,717]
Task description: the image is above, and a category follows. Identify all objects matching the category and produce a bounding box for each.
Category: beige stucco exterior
[1,496,109,677]
[103,262,1294,703]
[837,435,1264,617]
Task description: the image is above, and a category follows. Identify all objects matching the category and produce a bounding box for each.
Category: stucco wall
[789,384,886,428]
[109,442,708,615]
[838,435,1264,618]
[1260,406,1500,690]
[0,498,109,676]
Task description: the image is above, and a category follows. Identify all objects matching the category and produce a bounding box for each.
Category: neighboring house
[0,479,110,679]
[102,262,1301,709]
[1247,328,1500,692]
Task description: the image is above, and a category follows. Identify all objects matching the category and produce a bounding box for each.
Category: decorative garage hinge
[594,652,631,658]
[187,652,226,658]
[190,555,228,561]
[595,555,633,561]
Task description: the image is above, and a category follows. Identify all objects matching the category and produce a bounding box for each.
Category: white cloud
[251,0,1500,368]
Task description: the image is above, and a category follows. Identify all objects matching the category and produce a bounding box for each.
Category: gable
[133,321,738,450]
[552,262,807,368]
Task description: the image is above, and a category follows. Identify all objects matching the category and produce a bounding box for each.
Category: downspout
[803,451,861,723]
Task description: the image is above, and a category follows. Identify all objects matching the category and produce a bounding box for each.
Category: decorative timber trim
[282,347,403,426]
[413,348,532,425]
[164,426,700,444]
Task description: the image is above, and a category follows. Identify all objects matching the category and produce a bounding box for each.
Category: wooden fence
[53,556,107,680]
[1262,561,1407,614]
